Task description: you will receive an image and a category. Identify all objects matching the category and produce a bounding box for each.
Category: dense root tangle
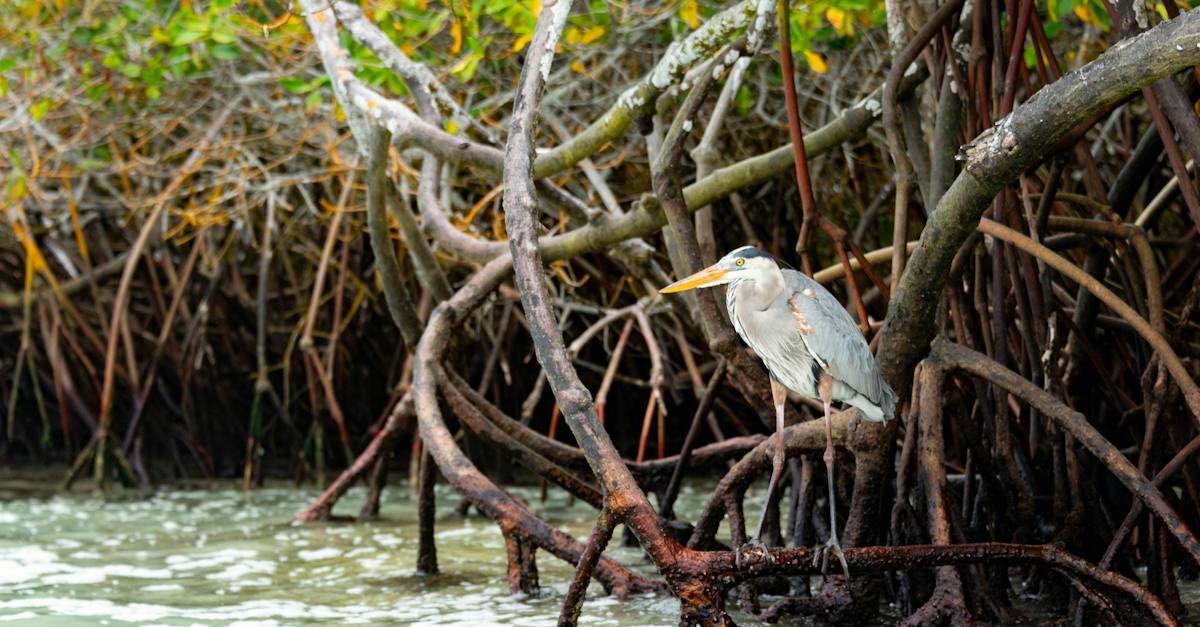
[7,0,1200,624]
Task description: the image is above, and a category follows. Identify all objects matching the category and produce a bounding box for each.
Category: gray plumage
[722,246,896,421]
[660,245,894,560]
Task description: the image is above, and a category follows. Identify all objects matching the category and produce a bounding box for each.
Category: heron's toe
[818,536,850,579]
[735,539,769,570]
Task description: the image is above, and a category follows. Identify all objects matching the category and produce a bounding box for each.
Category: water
[0,469,718,626]
[5,470,1197,625]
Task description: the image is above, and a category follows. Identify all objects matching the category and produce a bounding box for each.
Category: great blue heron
[661,245,896,572]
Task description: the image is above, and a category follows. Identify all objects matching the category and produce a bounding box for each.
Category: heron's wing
[782,270,891,407]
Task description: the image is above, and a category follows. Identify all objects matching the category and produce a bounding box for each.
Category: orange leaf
[450,19,463,55]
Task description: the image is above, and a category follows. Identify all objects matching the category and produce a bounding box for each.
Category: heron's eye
[735,258,745,267]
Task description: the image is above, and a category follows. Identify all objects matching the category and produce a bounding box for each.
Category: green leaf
[180,11,208,32]
[735,84,752,115]
[30,98,51,121]
[280,76,313,93]
[167,47,191,65]
[146,85,161,100]
[102,50,121,69]
[0,58,15,73]
[426,11,451,37]
[120,62,141,78]
[105,16,128,35]
[142,65,164,87]
[450,53,481,81]
[305,90,322,112]
[86,83,109,102]
[1055,0,1075,20]
[211,43,240,60]
[210,26,237,44]
[172,28,207,45]
[47,41,68,61]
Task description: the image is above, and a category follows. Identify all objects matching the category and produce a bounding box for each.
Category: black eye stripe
[731,247,794,270]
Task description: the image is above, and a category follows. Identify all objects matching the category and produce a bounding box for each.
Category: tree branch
[877,10,1200,387]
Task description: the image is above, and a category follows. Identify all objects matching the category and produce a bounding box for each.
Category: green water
[0,470,725,626]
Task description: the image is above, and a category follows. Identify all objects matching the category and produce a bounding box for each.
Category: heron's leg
[752,377,789,545]
[818,373,850,577]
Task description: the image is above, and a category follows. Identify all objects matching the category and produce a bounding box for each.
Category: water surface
[5,469,1195,625]
[0,469,722,625]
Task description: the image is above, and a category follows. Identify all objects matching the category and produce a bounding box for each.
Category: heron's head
[659,246,780,293]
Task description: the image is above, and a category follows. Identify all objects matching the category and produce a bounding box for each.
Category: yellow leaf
[528,0,541,16]
[1074,3,1100,26]
[579,25,605,44]
[445,119,459,135]
[680,0,700,28]
[803,50,828,74]
[825,7,845,31]
[570,60,587,74]
[511,32,533,52]
[826,7,853,36]
[450,19,463,54]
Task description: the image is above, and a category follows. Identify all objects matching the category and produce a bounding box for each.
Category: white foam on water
[297,547,340,561]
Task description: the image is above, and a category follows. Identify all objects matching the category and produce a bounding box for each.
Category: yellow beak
[659,266,728,293]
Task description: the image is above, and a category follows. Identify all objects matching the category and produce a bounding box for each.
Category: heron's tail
[846,384,897,422]
[879,383,897,421]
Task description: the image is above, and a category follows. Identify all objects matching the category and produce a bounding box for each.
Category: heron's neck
[733,265,784,312]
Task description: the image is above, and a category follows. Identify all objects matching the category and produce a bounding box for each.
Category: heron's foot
[812,535,850,579]
[735,538,770,570]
